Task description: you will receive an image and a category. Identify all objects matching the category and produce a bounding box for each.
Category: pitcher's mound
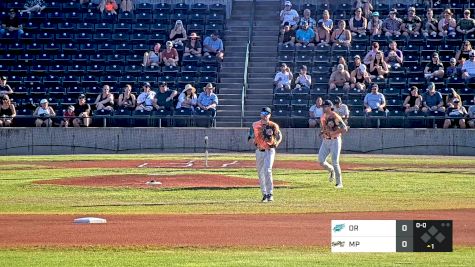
[35,174,288,189]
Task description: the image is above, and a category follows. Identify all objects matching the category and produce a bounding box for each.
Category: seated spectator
[422,83,445,113]
[136,82,156,111]
[60,105,75,128]
[350,64,371,92]
[73,94,91,127]
[384,41,403,69]
[142,43,161,67]
[1,9,24,38]
[120,0,134,13]
[332,56,349,72]
[467,95,475,128]
[176,84,197,112]
[203,32,224,61]
[438,9,456,37]
[117,84,136,111]
[318,10,333,33]
[363,42,380,65]
[0,76,13,96]
[299,9,316,29]
[95,85,114,111]
[401,7,422,37]
[443,99,467,129]
[349,8,367,36]
[33,99,56,127]
[99,0,118,15]
[383,9,402,37]
[369,51,389,79]
[351,54,362,70]
[403,86,422,113]
[315,22,330,46]
[183,32,202,57]
[153,82,177,111]
[457,9,475,36]
[368,12,382,36]
[364,83,386,113]
[422,8,438,38]
[462,50,475,80]
[446,57,462,78]
[274,63,293,91]
[161,41,179,67]
[279,22,296,46]
[331,20,352,47]
[0,95,16,127]
[333,96,350,124]
[445,88,462,108]
[20,0,46,15]
[169,20,187,47]
[455,41,472,64]
[280,1,299,29]
[424,52,445,80]
[294,65,311,89]
[308,97,323,128]
[329,64,351,91]
[353,0,373,19]
[296,21,315,47]
[197,83,219,118]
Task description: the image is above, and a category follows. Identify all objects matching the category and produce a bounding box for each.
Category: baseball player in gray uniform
[318,100,348,189]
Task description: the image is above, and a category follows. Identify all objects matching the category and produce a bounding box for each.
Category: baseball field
[0,153,474,266]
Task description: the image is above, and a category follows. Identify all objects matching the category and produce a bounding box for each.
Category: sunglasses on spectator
[191,38,197,40]
[261,112,270,116]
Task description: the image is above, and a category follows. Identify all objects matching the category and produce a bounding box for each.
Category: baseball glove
[262,124,277,147]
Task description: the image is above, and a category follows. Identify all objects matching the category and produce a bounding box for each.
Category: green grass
[0,247,473,267]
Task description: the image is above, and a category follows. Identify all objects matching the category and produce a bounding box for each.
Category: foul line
[221,161,239,168]
[137,163,149,168]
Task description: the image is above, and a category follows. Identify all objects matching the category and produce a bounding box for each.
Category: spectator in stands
[169,20,187,47]
[384,41,403,69]
[422,82,445,113]
[443,99,467,129]
[364,83,386,113]
[73,94,91,127]
[401,7,422,37]
[349,8,367,36]
[280,1,299,29]
[351,54,362,70]
[142,43,161,67]
[368,11,382,36]
[315,22,330,46]
[438,9,456,37]
[98,0,119,15]
[445,88,462,108]
[318,10,333,33]
[462,50,475,80]
[446,57,462,78]
[308,97,323,128]
[350,64,371,92]
[94,84,114,111]
[424,52,445,80]
[183,32,202,57]
[161,41,179,67]
[353,0,373,19]
[0,95,16,127]
[333,56,349,72]
[20,0,46,15]
[333,96,350,124]
[0,76,13,96]
[403,86,422,113]
[1,9,24,38]
[329,64,351,91]
[279,22,296,46]
[331,20,352,47]
[197,83,219,118]
[294,65,311,89]
[467,95,475,128]
[274,63,293,91]
[457,9,475,37]
[60,105,75,128]
[176,84,197,112]
[363,42,380,65]
[153,82,177,111]
[296,21,315,47]
[203,32,224,61]
[136,82,156,111]
[299,9,316,29]
[120,0,134,13]
[455,41,472,64]
[383,9,402,37]
[422,8,438,38]
[369,51,389,79]
[33,99,55,127]
[117,84,136,111]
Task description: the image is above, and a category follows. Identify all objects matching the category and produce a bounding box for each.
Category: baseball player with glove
[248,107,283,202]
[318,100,348,189]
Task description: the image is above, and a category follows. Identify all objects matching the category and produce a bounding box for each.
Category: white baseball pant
[318,137,342,185]
[255,148,275,195]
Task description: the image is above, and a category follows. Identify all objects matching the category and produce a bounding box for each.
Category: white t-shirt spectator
[309,104,323,118]
[335,104,350,118]
[364,92,386,109]
[274,71,292,85]
[137,91,156,106]
[280,9,299,26]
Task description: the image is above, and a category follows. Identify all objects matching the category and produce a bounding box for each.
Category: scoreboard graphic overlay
[331,220,453,252]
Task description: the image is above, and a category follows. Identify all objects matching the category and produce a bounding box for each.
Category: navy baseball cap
[78,93,86,98]
[261,107,272,115]
[143,82,151,87]
[323,100,333,107]
[159,81,167,87]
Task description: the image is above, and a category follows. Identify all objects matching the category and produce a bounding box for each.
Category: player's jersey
[320,112,347,139]
[249,120,282,150]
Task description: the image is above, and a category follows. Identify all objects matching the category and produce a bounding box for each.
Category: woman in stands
[369,51,389,79]
[99,0,119,14]
[0,95,16,127]
[169,20,187,47]
[95,84,115,111]
[161,41,179,67]
[33,99,55,127]
[183,32,202,57]
[120,0,134,13]
[142,43,161,67]
[331,20,352,47]
[318,10,333,33]
[367,12,382,36]
[176,84,197,112]
[438,9,457,37]
[349,8,368,36]
[332,56,349,72]
[403,86,422,113]
[455,41,472,65]
[118,84,136,111]
[350,64,371,92]
[445,88,462,108]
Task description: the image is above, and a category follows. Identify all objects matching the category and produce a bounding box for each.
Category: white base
[74,217,107,224]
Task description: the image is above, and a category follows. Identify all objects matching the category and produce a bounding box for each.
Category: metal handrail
[240,0,256,127]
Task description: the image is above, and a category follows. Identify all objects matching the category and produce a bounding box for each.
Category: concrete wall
[0,128,474,155]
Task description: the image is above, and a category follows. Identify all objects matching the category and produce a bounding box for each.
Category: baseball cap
[78,93,86,98]
[354,55,361,59]
[261,107,272,115]
[334,96,342,104]
[285,1,292,6]
[9,9,15,13]
[450,57,456,63]
[323,100,333,107]
[389,9,398,14]
[371,83,379,89]
[166,41,173,47]
[408,7,416,12]
[68,105,75,111]
[159,81,167,87]
[464,9,471,14]
[40,99,48,104]
[359,64,367,72]
[143,82,151,87]
[372,11,379,17]
[432,52,439,58]
[0,76,6,80]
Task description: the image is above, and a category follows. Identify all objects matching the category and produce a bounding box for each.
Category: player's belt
[258,149,266,152]
[324,136,339,140]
